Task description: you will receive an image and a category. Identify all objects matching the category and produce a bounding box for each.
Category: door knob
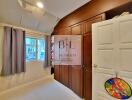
[93,64,98,68]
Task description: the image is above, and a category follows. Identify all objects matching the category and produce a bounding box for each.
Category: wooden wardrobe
[52,1,131,100]
[53,13,105,99]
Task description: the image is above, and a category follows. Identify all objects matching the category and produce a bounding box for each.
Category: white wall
[0,27,50,93]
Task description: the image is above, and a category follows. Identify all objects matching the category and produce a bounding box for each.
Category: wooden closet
[53,13,105,98]
[52,1,131,100]
[83,14,105,100]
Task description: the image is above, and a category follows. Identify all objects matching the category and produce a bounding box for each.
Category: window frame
[25,37,45,62]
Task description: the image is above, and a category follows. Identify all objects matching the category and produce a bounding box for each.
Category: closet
[53,13,105,98]
[52,1,132,100]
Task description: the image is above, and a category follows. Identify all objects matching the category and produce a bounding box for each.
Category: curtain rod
[0,23,50,35]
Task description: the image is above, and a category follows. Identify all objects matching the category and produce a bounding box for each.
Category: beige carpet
[0,76,82,100]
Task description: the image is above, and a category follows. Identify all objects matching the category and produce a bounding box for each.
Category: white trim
[0,23,50,35]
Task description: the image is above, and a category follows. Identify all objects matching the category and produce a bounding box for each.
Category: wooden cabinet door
[83,34,92,100]
[69,65,83,97]
[54,65,60,81]
[92,18,116,100]
[71,24,82,35]
[83,13,105,34]
[83,34,92,68]
[56,27,71,35]
[84,67,92,100]
[59,65,69,87]
[83,14,105,100]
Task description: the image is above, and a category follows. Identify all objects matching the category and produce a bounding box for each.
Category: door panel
[60,65,69,87]
[83,34,92,68]
[84,67,92,100]
[119,19,132,43]
[93,70,115,100]
[97,49,114,69]
[117,16,132,94]
[92,20,117,100]
[97,24,114,44]
[56,27,71,35]
[92,14,132,100]
[92,20,117,71]
[83,34,92,100]
[118,16,132,73]
[84,14,105,100]
[71,24,82,35]
[54,65,60,81]
[69,65,83,97]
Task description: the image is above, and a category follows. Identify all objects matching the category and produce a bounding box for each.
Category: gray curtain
[44,36,51,68]
[1,26,25,76]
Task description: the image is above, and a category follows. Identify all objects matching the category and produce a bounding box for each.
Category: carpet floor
[0,76,82,100]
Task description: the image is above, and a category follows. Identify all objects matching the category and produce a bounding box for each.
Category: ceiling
[0,0,91,34]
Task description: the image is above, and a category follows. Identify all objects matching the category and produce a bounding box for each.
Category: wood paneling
[71,24,82,35]
[83,14,105,100]
[69,66,83,97]
[54,27,71,35]
[83,34,92,100]
[83,13,105,34]
[59,65,69,87]
[54,65,60,81]
[83,34,92,68]
[83,67,92,100]
[54,0,131,30]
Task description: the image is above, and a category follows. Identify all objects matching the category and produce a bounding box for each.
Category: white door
[92,14,132,100]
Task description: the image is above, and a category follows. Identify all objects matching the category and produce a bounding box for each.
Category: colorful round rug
[105,77,132,99]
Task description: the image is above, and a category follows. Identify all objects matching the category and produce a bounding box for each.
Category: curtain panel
[44,36,51,68]
[1,27,25,76]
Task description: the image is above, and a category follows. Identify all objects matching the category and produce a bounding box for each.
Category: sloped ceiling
[0,0,91,34]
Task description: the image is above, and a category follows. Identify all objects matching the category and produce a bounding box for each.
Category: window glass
[26,38,37,61]
[26,37,45,62]
[38,39,45,61]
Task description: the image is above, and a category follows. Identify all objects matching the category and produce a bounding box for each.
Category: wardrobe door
[54,65,60,81]
[71,24,82,35]
[83,34,92,68]
[69,66,83,97]
[117,15,132,98]
[60,65,69,87]
[55,27,71,35]
[83,34,92,100]
[92,18,117,100]
[84,67,92,100]
[83,14,105,100]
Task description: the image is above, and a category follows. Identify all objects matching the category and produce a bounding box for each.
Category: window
[26,38,37,61]
[38,39,45,61]
[26,37,45,61]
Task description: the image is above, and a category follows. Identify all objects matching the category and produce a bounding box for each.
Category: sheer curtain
[1,26,25,76]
